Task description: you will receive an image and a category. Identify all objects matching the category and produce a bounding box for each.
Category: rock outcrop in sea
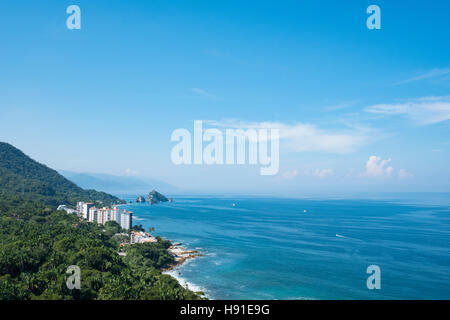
[136,196,146,203]
[147,189,169,205]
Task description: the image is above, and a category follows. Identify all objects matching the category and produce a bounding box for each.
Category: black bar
[1,300,448,319]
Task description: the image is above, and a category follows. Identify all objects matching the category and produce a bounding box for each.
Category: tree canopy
[0,142,203,300]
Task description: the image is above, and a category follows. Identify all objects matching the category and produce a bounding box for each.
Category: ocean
[122,193,450,299]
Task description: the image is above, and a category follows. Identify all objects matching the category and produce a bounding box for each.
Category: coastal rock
[147,189,169,205]
[163,244,204,272]
[136,196,146,203]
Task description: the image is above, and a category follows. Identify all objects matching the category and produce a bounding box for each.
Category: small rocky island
[136,196,146,203]
[135,190,172,205]
[147,189,170,205]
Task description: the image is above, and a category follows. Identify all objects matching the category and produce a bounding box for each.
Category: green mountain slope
[0,142,124,208]
[0,142,203,300]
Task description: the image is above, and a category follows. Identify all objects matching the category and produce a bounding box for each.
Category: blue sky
[1,0,449,195]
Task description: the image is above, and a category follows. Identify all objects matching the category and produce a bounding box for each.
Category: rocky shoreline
[161,242,208,296]
[163,242,204,272]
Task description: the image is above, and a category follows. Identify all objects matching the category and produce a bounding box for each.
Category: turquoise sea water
[122,194,450,299]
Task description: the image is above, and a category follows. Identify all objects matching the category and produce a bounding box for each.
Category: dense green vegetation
[0,211,202,299]
[0,142,124,207]
[0,142,203,300]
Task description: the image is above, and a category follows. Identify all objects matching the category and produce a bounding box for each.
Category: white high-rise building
[81,203,94,220]
[72,203,131,229]
[97,207,112,224]
[112,207,122,224]
[76,202,84,216]
[105,208,112,223]
[76,202,94,219]
[88,207,98,222]
[120,211,132,230]
[97,208,105,224]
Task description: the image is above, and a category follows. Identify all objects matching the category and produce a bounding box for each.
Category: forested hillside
[0,142,202,300]
[0,142,124,209]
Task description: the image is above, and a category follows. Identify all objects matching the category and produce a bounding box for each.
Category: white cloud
[191,88,215,98]
[364,96,450,125]
[281,170,299,180]
[205,120,368,153]
[323,100,359,111]
[313,168,334,178]
[365,156,394,178]
[362,157,414,180]
[397,68,450,84]
[398,169,414,179]
[125,168,139,176]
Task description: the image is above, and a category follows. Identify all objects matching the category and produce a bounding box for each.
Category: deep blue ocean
[122,193,450,299]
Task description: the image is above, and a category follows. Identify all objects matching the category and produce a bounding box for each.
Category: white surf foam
[163,266,210,298]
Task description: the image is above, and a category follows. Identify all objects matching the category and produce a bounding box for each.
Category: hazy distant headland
[59,170,180,195]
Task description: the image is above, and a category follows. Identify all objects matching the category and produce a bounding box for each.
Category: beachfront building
[112,207,122,224]
[88,207,98,222]
[105,208,112,223]
[57,205,77,215]
[76,202,83,214]
[77,202,94,220]
[65,202,133,230]
[130,231,157,244]
[97,207,113,224]
[120,211,132,230]
[96,207,104,224]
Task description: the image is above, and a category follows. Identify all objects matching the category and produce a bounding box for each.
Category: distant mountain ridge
[0,142,124,207]
[59,170,178,194]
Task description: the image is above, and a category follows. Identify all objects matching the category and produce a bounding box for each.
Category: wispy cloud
[323,100,359,111]
[205,119,368,153]
[397,68,450,85]
[125,168,139,176]
[313,168,334,178]
[281,170,299,180]
[364,96,450,125]
[191,88,216,99]
[398,169,414,180]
